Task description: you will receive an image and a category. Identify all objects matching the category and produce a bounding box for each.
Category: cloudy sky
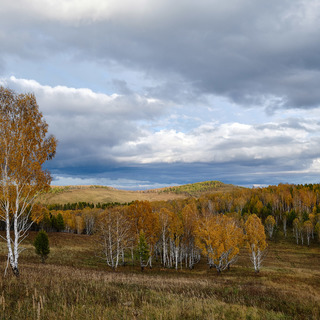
[1,0,320,189]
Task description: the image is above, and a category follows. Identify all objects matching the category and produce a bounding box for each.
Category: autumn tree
[282,211,288,237]
[97,208,131,270]
[303,220,313,246]
[74,215,84,234]
[195,214,243,273]
[293,218,303,245]
[315,222,320,242]
[158,208,171,267]
[245,214,267,273]
[181,202,200,269]
[265,215,276,239]
[0,87,57,276]
[168,210,184,270]
[82,208,99,235]
[126,201,159,268]
[308,213,315,239]
[61,210,75,233]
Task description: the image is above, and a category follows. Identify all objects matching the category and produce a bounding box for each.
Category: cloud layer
[3,1,320,109]
[1,1,320,188]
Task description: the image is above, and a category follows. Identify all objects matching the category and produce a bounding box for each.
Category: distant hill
[154,180,237,196]
[37,181,240,205]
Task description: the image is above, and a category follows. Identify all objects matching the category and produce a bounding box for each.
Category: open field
[0,232,319,319]
[37,181,240,205]
[37,185,187,205]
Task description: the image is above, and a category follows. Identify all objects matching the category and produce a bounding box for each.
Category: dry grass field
[0,232,319,319]
[37,182,240,205]
[38,186,187,205]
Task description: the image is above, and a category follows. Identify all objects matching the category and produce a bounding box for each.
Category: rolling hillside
[37,181,240,205]
[156,180,237,196]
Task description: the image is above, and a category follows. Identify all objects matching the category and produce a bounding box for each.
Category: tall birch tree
[245,214,267,273]
[0,87,57,276]
[97,208,131,270]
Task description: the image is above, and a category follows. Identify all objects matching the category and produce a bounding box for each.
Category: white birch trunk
[175,246,179,270]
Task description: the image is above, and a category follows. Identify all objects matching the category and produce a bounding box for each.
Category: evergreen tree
[34,230,50,263]
[137,230,149,271]
[50,214,57,231]
[56,213,65,231]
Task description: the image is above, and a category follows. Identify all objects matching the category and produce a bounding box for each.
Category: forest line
[27,183,320,272]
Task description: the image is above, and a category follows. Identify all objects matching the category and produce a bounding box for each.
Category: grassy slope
[0,232,319,319]
[37,181,240,205]
[158,180,237,196]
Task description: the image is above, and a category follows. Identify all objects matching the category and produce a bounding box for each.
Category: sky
[1,0,320,189]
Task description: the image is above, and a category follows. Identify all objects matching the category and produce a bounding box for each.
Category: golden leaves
[0,86,57,193]
[195,214,243,270]
[244,214,267,253]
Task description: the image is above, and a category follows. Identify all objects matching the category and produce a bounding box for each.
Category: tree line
[29,182,320,273]
[40,183,320,243]
[46,201,129,211]
[41,200,267,273]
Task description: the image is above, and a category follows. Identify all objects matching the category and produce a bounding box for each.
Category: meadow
[0,231,319,320]
[38,182,239,205]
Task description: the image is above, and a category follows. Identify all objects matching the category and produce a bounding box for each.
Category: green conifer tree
[56,213,65,232]
[34,230,50,263]
[137,230,149,271]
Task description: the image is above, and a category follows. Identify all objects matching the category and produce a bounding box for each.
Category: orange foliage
[195,214,243,272]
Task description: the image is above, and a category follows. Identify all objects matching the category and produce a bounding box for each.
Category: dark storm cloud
[2,1,320,110]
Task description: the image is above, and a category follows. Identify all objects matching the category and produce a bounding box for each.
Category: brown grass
[37,186,188,205]
[36,182,241,205]
[0,233,319,319]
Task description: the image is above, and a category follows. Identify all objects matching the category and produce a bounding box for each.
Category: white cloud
[2,75,320,187]
[1,0,157,23]
[2,76,166,118]
[0,76,169,166]
[112,119,320,166]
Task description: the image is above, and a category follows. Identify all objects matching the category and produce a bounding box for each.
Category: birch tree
[245,214,267,273]
[83,208,99,235]
[315,221,320,242]
[195,214,243,273]
[181,202,199,269]
[126,201,159,268]
[303,220,313,246]
[265,215,276,239]
[0,87,57,276]
[168,211,184,270]
[282,211,288,237]
[97,208,131,270]
[293,218,303,245]
[158,208,171,267]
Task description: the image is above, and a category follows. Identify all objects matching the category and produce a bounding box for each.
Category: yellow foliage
[244,214,267,253]
[75,215,84,234]
[126,201,160,251]
[195,214,243,271]
[31,204,49,224]
[168,211,184,246]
